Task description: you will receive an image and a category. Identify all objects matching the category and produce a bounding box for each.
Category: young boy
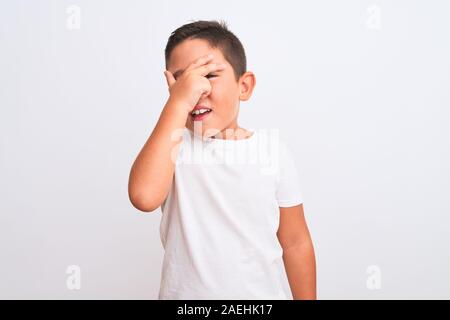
[128,20,316,300]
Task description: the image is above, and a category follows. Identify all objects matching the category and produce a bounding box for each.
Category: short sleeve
[275,140,304,207]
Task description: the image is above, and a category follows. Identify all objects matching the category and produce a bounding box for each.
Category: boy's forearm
[128,97,189,211]
[282,240,317,300]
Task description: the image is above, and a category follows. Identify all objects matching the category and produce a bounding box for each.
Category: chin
[188,120,209,131]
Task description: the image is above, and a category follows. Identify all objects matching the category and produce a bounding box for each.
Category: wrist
[166,96,192,115]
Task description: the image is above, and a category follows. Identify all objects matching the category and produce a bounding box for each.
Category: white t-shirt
[158,127,304,299]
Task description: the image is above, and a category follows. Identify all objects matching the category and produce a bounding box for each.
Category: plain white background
[1,0,449,299]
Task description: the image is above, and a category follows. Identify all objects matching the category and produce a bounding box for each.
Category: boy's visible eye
[206,74,217,79]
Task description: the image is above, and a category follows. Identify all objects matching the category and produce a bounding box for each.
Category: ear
[238,71,256,101]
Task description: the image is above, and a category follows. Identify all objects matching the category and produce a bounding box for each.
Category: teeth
[191,108,211,116]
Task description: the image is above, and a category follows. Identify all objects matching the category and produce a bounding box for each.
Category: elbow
[128,175,168,213]
[128,191,160,213]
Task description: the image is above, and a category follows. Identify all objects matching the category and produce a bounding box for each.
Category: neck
[211,124,251,140]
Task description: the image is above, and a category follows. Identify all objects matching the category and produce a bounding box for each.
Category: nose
[199,91,210,100]
[197,93,211,104]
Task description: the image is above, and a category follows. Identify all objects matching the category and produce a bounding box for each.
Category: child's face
[167,38,255,138]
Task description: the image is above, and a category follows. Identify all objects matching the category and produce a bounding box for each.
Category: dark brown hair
[165,20,247,82]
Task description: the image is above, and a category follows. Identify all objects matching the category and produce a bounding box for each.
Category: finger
[184,54,215,73]
[196,62,227,77]
[164,70,176,87]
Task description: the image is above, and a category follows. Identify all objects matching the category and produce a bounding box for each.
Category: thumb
[164,70,176,88]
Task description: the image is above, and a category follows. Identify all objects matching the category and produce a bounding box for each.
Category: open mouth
[190,108,212,121]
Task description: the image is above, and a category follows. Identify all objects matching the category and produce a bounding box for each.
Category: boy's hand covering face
[164,54,227,113]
